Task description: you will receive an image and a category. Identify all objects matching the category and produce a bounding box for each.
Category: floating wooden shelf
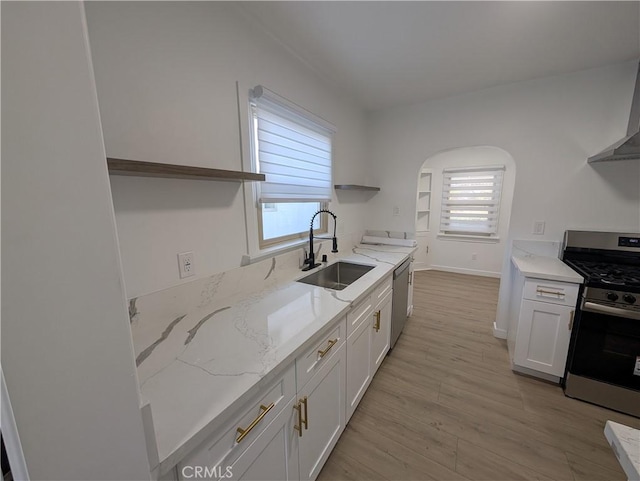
[107,158,265,182]
[334,184,380,192]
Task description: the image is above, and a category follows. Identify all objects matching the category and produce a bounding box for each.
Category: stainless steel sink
[297,262,375,290]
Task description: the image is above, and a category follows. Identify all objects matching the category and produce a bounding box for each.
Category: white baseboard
[493,322,507,339]
[426,265,501,278]
[511,363,561,384]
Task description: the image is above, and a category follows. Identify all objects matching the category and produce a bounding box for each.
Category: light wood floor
[318,270,640,481]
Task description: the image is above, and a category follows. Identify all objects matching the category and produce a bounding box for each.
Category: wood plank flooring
[318,270,639,481]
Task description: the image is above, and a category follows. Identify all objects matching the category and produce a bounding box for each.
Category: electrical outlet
[533,221,545,235]
[393,206,400,216]
[178,252,195,278]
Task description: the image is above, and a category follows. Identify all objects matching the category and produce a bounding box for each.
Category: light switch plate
[533,221,545,235]
[178,252,195,278]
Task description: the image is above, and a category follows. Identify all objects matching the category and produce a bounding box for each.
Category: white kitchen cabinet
[295,342,346,481]
[173,265,410,481]
[513,299,575,378]
[508,268,579,382]
[345,305,372,422]
[346,274,394,422]
[177,366,296,481]
[222,397,300,481]
[371,289,392,375]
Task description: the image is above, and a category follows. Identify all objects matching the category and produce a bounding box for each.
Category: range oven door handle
[582,301,640,321]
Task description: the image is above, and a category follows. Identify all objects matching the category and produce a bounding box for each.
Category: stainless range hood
[588,61,640,163]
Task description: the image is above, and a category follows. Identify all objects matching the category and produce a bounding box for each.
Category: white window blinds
[250,86,334,203]
[440,166,505,236]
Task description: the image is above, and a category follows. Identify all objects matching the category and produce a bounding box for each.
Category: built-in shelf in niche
[416,169,432,232]
[107,158,265,182]
[334,184,380,191]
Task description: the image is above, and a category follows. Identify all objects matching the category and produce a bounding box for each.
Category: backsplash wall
[86,2,371,298]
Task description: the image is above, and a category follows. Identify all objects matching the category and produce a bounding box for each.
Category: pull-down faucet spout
[302,209,338,271]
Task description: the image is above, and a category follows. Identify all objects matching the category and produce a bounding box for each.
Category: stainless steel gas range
[562,231,640,417]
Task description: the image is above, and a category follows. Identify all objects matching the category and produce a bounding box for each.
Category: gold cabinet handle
[569,310,575,330]
[301,396,308,430]
[318,339,337,358]
[236,402,274,443]
[536,288,564,297]
[293,401,303,437]
[374,310,381,332]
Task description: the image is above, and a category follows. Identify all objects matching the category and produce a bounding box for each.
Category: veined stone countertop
[605,421,640,481]
[511,253,583,284]
[129,243,415,474]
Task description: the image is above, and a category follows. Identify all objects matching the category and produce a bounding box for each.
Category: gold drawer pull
[294,401,303,437]
[301,396,308,429]
[318,339,338,358]
[569,310,575,331]
[236,402,274,443]
[374,310,381,332]
[536,288,564,297]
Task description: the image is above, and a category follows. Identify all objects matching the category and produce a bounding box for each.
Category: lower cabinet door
[346,314,372,422]
[371,290,392,375]
[297,343,346,481]
[514,299,574,377]
[226,397,300,481]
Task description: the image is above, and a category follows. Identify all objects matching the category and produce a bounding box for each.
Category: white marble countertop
[511,253,583,284]
[605,421,640,481]
[129,243,415,474]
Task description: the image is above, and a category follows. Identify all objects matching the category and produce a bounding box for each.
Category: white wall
[84,2,370,298]
[367,61,640,332]
[414,146,515,276]
[2,2,151,480]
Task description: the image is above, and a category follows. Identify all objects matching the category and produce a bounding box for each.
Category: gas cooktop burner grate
[567,261,640,288]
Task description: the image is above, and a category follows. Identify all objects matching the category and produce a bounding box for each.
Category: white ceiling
[237,1,640,112]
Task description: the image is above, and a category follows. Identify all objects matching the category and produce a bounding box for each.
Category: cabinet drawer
[523,279,579,307]
[177,364,295,479]
[296,317,346,389]
[346,295,373,336]
[373,275,393,305]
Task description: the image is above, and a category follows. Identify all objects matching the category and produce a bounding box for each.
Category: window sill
[437,233,501,244]
[241,238,310,266]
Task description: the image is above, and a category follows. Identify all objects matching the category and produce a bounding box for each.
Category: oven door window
[571,309,640,390]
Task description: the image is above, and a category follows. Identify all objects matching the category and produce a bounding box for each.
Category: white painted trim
[429,265,501,278]
[240,239,335,266]
[436,234,500,243]
[492,322,507,339]
[241,238,307,266]
[1,366,30,481]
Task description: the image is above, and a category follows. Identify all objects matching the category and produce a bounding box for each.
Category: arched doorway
[413,146,516,277]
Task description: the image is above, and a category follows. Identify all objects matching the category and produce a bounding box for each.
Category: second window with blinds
[439,166,505,238]
[249,86,335,249]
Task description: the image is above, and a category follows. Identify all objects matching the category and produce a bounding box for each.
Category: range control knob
[606,292,619,302]
[623,294,637,304]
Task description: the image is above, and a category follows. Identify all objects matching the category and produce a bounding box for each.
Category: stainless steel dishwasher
[390,258,411,348]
